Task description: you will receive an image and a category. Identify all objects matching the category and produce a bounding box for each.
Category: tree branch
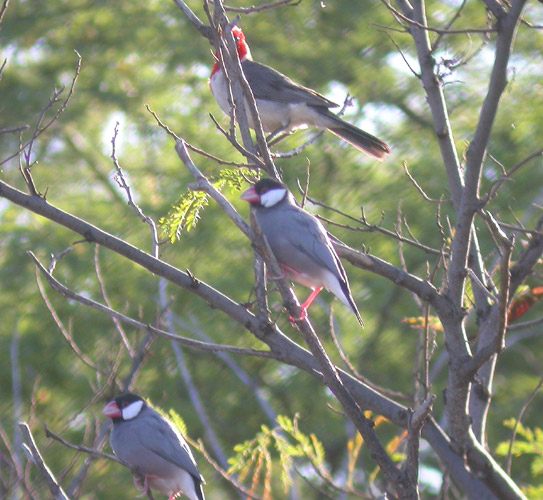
[19,423,70,500]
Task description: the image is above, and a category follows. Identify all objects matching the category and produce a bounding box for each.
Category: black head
[253,178,285,195]
[103,392,147,422]
[241,178,288,208]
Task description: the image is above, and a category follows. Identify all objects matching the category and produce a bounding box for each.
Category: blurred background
[1,0,543,497]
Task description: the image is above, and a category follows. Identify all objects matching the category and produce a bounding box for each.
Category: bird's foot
[133,474,146,492]
[134,475,156,499]
[289,308,308,326]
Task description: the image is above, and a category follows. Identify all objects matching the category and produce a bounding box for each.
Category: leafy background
[1,0,543,498]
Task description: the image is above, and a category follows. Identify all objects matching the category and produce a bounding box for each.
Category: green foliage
[168,409,189,438]
[161,189,211,241]
[227,415,329,498]
[496,419,543,481]
[160,167,258,242]
[2,0,543,498]
[147,398,189,437]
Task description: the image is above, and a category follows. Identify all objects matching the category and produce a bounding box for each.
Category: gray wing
[137,408,203,481]
[242,59,338,109]
[261,203,348,284]
[290,207,349,282]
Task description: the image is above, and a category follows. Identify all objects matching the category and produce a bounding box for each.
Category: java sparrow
[209,27,391,161]
[102,393,205,500]
[241,178,364,326]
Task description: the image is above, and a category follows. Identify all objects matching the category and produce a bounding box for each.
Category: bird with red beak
[241,178,364,326]
[103,393,205,500]
[210,26,391,160]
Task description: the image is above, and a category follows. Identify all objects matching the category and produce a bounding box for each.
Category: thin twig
[94,245,135,357]
[381,0,496,34]
[0,125,29,135]
[505,375,543,474]
[2,51,82,168]
[194,439,266,500]
[170,0,213,39]
[485,147,543,202]
[44,425,128,468]
[111,123,160,258]
[403,161,448,203]
[30,251,273,359]
[0,0,9,31]
[224,0,300,14]
[35,270,104,374]
[432,0,468,51]
[19,423,71,500]
[327,310,409,401]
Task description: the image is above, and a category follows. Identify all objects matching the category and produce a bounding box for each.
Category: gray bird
[210,27,391,161]
[102,393,205,500]
[241,178,363,326]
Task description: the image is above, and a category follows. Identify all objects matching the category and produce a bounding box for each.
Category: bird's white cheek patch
[261,189,286,207]
[122,400,144,420]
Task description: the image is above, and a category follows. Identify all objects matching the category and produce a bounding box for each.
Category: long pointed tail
[347,295,365,328]
[325,113,391,161]
[337,281,365,328]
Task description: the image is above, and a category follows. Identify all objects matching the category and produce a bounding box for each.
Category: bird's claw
[133,474,146,492]
[289,308,307,326]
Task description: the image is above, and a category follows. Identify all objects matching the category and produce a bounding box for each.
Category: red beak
[102,400,122,419]
[240,186,260,203]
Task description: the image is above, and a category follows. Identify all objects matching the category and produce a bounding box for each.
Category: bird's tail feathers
[345,291,365,328]
[335,280,365,328]
[325,113,390,161]
[196,484,206,500]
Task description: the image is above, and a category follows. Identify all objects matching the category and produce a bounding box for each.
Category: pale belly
[210,70,322,133]
[147,468,200,500]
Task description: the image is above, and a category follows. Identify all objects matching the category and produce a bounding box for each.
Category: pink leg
[301,287,324,310]
[289,287,323,324]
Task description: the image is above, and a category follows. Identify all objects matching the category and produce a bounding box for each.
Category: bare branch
[0,125,29,135]
[35,269,105,373]
[30,251,274,360]
[110,123,160,258]
[224,0,300,14]
[298,190,443,255]
[170,0,213,39]
[403,395,436,492]
[2,51,82,169]
[505,374,543,473]
[0,0,9,30]
[19,422,71,500]
[44,425,128,468]
[335,241,445,308]
[383,0,495,35]
[483,0,506,20]
[485,147,543,202]
[403,161,448,203]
